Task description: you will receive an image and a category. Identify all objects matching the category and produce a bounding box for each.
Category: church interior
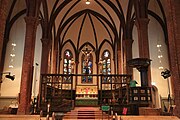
[0,0,180,119]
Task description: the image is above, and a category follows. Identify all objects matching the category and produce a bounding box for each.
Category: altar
[75,85,98,106]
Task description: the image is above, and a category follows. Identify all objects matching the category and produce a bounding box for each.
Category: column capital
[123,39,134,46]
[135,18,150,28]
[41,38,50,45]
[24,16,39,26]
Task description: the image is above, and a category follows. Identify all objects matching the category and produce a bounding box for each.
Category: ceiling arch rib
[94,16,113,44]
[99,39,113,53]
[90,11,118,50]
[62,39,77,56]
[8,9,26,38]
[115,0,125,41]
[95,0,117,32]
[42,0,49,22]
[56,10,85,49]
[102,0,125,46]
[61,11,114,50]
[115,0,125,16]
[77,13,88,49]
[148,0,168,44]
[156,0,167,24]
[48,1,128,53]
[59,1,80,28]
[50,0,60,17]
[57,9,117,49]
[86,10,118,42]
[103,0,125,27]
[49,0,72,37]
[92,14,114,45]
[124,0,134,39]
[88,13,98,49]
[6,0,17,22]
[147,10,168,44]
[61,14,82,46]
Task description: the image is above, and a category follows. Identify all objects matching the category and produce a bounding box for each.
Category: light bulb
[9,65,14,68]
[10,54,15,57]
[86,0,90,5]
[159,66,164,70]
[12,43,16,46]
[157,44,161,48]
[158,55,163,58]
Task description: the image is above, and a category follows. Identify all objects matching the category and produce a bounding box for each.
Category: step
[62,107,110,120]
[66,112,103,114]
[63,115,110,119]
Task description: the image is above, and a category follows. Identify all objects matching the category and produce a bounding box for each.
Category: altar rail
[39,74,131,102]
[38,74,151,115]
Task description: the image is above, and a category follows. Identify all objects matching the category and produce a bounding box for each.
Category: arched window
[63,50,73,74]
[102,50,111,74]
[81,52,93,83]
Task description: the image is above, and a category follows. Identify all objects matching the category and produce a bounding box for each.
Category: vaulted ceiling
[4,0,168,50]
[1,0,168,73]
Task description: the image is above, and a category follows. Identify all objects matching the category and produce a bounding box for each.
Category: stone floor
[0,114,180,120]
[0,115,179,120]
[0,107,180,120]
[0,115,40,120]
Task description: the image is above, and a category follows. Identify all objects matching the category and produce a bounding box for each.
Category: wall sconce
[161,68,171,79]
[0,72,15,83]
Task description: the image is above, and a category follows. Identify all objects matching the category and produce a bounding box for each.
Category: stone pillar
[40,38,50,74]
[52,39,58,73]
[138,67,149,87]
[0,0,10,69]
[135,18,150,58]
[117,47,122,74]
[135,18,151,86]
[123,39,134,75]
[17,16,39,114]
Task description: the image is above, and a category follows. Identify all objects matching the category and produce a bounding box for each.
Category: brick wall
[165,0,180,118]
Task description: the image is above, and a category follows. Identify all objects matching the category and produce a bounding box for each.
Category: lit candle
[47,104,50,113]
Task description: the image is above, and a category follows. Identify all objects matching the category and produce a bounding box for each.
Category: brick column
[52,39,58,73]
[40,38,50,74]
[135,18,150,58]
[117,49,122,74]
[0,0,10,68]
[123,39,134,75]
[135,18,151,86]
[165,0,180,117]
[17,16,39,115]
[0,0,10,95]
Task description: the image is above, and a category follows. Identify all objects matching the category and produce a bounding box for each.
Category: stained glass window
[102,50,111,82]
[63,50,73,75]
[82,54,93,83]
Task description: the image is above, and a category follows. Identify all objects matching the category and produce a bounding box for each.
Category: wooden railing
[38,74,152,115]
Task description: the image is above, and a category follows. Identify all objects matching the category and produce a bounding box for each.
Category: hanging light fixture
[9,42,16,68]
[157,44,163,70]
[86,0,90,5]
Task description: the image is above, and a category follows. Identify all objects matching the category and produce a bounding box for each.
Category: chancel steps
[63,107,110,120]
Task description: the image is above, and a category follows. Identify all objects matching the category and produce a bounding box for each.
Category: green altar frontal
[75,99,98,106]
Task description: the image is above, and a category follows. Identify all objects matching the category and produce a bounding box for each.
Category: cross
[81,45,92,55]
